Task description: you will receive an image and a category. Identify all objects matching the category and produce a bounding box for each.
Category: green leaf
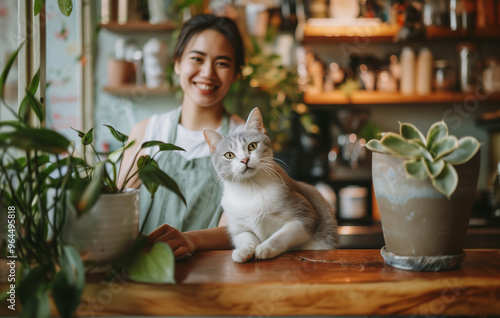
[71,127,85,138]
[74,161,105,213]
[0,120,23,129]
[423,157,445,178]
[432,163,458,198]
[18,69,42,122]
[137,155,153,169]
[24,88,45,123]
[18,266,51,318]
[426,121,448,150]
[380,133,424,159]
[58,0,73,16]
[20,289,50,318]
[52,245,85,318]
[104,124,128,143]
[364,139,389,154]
[82,128,94,146]
[126,242,176,284]
[139,164,186,205]
[108,141,133,163]
[138,156,158,197]
[404,159,428,179]
[34,0,45,16]
[441,136,480,165]
[429,135,459,160]
[399,122,426,146]
[141,140,186,152]
[2,127,71,154]
[0,42,24,102]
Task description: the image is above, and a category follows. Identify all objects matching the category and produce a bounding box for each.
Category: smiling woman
[118,14,247,260]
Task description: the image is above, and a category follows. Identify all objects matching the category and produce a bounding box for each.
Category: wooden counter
[73,249,500,316]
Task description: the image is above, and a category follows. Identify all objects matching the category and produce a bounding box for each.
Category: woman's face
[175,29,237,110]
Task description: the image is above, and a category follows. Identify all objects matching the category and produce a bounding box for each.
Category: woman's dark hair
[173,14,245,76]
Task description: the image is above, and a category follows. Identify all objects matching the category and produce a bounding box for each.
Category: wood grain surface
[2,249,499,316]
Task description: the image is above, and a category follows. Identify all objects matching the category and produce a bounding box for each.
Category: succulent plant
[365,121,480,198]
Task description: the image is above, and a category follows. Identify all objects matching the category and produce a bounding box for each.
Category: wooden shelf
[100,21,177,33]
[302,21,500,42]
[426,26,500,39]
[303,21,399,42]
[304,91,500,105]
[103,85,172,96]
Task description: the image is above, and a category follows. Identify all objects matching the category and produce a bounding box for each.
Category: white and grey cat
[204,108,338,263]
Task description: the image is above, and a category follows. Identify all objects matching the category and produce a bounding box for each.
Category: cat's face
[204,108,273,182]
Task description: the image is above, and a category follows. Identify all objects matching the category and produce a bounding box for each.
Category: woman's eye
[248,142,257,151]
[190,56,202,62]
[224,152,235,159]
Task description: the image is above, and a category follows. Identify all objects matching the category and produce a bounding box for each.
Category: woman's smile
[194,82,218,94]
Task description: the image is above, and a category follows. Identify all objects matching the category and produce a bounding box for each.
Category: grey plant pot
[63,189,140,265]
[372,151,480,271]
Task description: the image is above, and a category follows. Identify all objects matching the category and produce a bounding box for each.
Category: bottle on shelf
[416,47,433,95]
[400,47,415,95]
[458,42,480,93]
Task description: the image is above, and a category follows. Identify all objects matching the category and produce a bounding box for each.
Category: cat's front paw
[232,246,255,263]
[255,243,280,260]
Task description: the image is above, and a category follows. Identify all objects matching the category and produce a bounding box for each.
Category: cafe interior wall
[89,11,499,190]
[308,40,500,190]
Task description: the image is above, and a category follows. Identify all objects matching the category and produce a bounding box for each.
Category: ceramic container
[63,189,140,264]
[372,152,480,271]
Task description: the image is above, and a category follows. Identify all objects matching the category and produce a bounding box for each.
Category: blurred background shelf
[302,23,500,43]
[100,22,176,33]
[304,91,500,105]
[303,21,399,42]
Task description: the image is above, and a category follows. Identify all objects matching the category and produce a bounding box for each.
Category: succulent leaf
[432,163,458,199]
[426,121,448,150]
[423,157,445,178]
[404,159,428,179]
[400,122,426,147]
[380,133,424,159]
[365,139,389,154]
[441,136,480,165]
[430,135,459,160]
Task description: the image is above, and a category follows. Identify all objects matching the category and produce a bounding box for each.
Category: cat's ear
[245,107,266,134]
[203,129,223,154]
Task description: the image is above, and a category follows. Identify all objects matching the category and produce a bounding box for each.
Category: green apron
[139,107,229,234]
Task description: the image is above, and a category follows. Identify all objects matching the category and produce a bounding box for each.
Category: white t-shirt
[142,108,244,160]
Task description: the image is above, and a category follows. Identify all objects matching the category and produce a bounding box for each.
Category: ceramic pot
[63,189,140,264]
[372,152,480,271]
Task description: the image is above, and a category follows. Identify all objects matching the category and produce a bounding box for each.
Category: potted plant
[0,45,180,317]
[64,124,185,266]
[365,120,480,271]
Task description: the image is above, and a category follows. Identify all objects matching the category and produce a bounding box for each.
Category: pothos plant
[0,46,182,317]
[365,120,480,198]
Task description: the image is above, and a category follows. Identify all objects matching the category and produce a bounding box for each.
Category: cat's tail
[296,181,339,249]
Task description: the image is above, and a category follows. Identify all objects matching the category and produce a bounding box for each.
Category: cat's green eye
[224,152,235,159]
[248,142,257,151]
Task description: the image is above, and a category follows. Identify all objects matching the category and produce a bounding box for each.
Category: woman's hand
[147,224,195,260]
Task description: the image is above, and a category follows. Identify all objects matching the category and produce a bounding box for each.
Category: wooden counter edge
[73,277,500,316]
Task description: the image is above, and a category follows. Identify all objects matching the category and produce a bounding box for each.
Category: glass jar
[458,43,480,93]
[450,0,476,34]
[433,60,457,92]
[482,58,500,94]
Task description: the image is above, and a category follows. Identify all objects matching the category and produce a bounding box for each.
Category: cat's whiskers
[270,157,291,173]
[208,171,227,192]
[257,161,286,185]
